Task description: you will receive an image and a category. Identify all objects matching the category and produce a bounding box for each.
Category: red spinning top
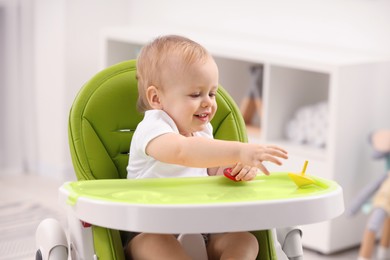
[223,168,239,182]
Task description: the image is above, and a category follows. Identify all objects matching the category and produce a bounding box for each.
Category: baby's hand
[229,163,258,181]
[240,144,288,175]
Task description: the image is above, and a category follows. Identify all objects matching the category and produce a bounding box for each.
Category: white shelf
[101,26,388,72]
[101,25,390,254]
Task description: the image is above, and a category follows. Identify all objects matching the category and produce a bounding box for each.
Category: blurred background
[1,0,390,181]
[1,0,390,259]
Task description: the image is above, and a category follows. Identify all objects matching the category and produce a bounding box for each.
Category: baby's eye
[190,93,201,98]
[209,92,216,97]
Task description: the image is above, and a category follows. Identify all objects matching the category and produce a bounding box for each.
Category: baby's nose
[201,96,212,107]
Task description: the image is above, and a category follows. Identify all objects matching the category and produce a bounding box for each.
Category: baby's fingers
[236,166,261,180]
[256,162,270,176]
[231,163,243,176]
[261,154,284,166]
[266,146,289,159]
[242,167,259,181]
[266,145,288,155]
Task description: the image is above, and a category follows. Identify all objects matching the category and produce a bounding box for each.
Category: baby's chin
[180,126,207,137]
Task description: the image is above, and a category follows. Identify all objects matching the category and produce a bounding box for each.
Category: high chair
[35,60,344,260]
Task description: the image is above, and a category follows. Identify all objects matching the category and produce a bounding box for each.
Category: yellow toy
[288,160,315,187]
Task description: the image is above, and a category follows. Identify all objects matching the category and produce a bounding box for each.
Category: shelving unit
[100,26,390,254]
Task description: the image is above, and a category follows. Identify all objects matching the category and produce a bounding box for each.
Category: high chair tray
[59,172,344,233]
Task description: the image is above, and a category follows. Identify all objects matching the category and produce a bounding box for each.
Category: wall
[0,0,130,180]
[32,0,130,180]
[33,0,67,179]
[0,3,9,169]
[128,0,390,55]
[0,0,24,174]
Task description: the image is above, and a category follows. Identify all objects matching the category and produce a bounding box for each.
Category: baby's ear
[146,86,162,109]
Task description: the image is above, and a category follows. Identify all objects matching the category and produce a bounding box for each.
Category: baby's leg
[359,208,387,259]
[377,217,390,259]
[380,217,390,248]
[207,232,259,260]
[125,233,191,260]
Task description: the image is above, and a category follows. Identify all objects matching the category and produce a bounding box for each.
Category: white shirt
[127,110,213,179]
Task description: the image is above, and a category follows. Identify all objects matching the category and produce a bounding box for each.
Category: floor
[0,174,360,260]
[0,174,67,260]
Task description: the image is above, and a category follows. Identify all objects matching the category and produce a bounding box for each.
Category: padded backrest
[69,60,247,181]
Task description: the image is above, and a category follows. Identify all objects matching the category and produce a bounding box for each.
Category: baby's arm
[146,133,287,175]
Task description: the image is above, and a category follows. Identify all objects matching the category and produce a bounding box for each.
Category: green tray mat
[65,172,338,206]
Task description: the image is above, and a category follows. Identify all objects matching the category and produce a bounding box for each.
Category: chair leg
[177,233,208,260]
[35,218,68,260]
[276,227,303,260]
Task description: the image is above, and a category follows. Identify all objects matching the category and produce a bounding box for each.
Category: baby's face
[159,56,219,136]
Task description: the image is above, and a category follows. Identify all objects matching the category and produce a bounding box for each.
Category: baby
[126,35,288,260]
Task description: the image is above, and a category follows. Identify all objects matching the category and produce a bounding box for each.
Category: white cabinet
[263,62,390,253]
[101,26,390,254]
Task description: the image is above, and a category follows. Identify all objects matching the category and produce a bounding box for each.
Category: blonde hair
[136,35,211,113]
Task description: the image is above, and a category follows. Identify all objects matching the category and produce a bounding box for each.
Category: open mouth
[194,113,210,122]
[195,113,208,119]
